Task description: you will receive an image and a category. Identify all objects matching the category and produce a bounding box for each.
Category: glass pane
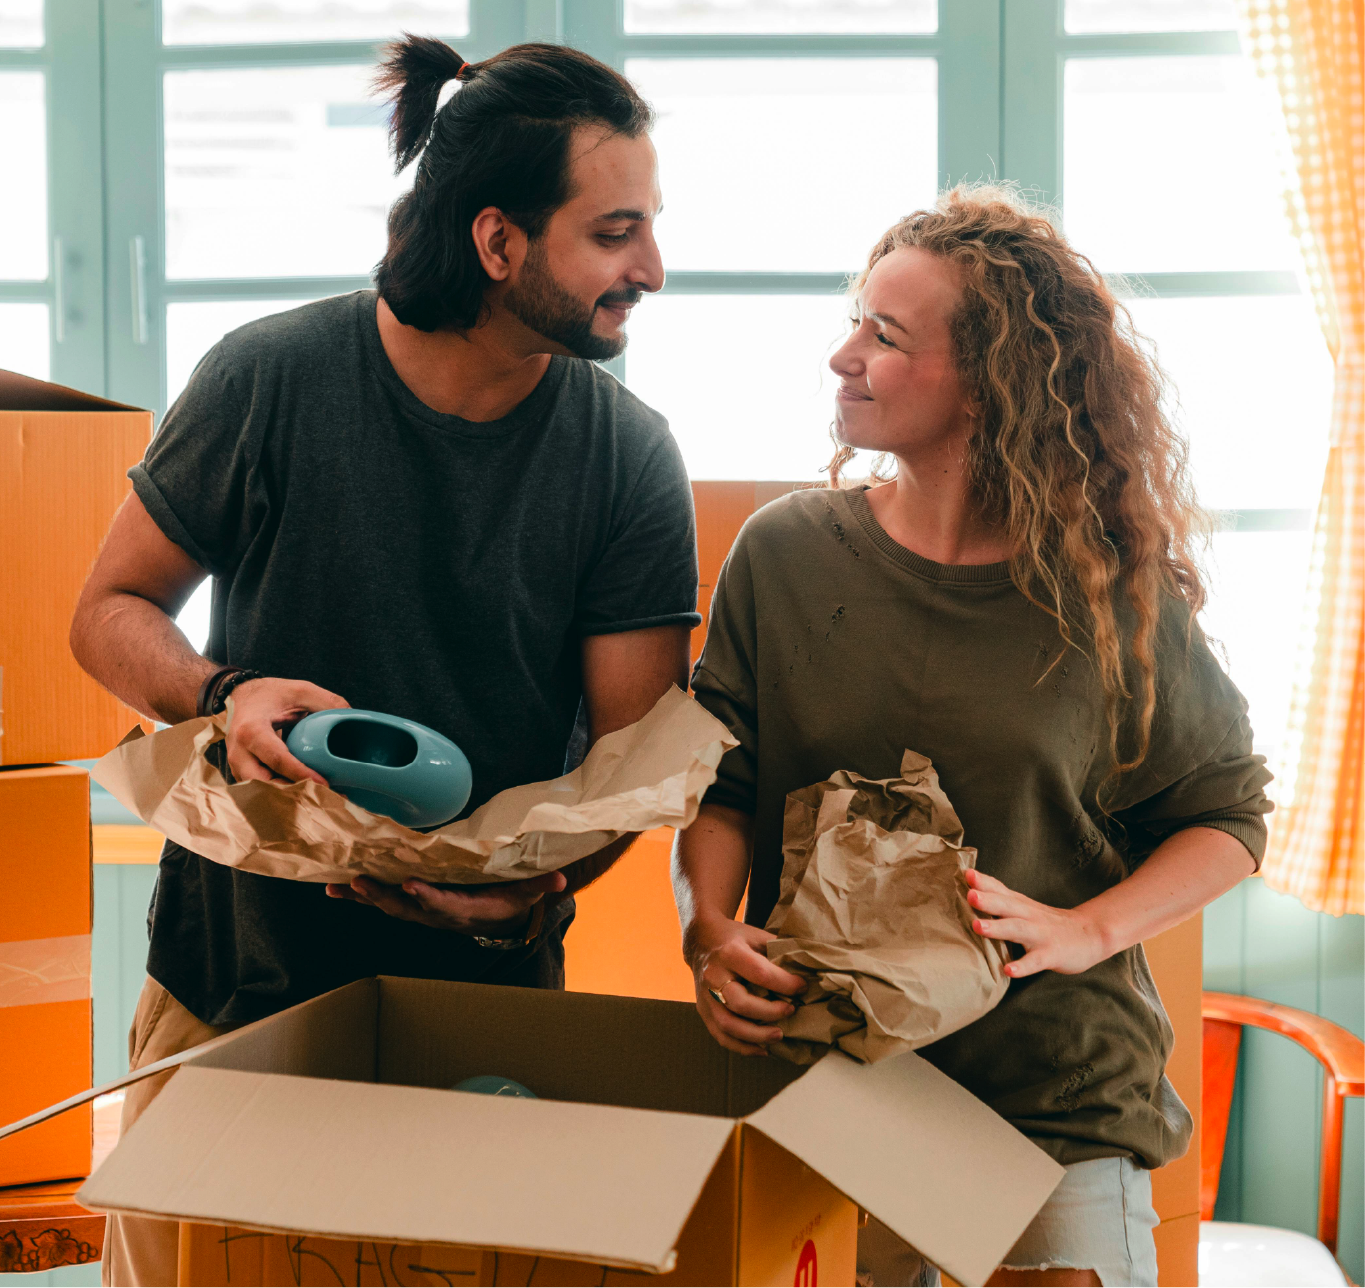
[630,59,937,272]
[625,0,935,34]
[164,66,404,279]
[1064,56,1299,273]
[166,298,320,404]
[1065,0,1238,32]
[1125,293,1332,512]
[0,0,43,47]
[0,73,47,280]
[626,293,849,479]
[162,0,468,44]
[177,581,212,653]
[0,302,51,380]
[1202,529,1314,762]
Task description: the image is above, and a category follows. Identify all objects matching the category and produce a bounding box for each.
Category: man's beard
[504,241,640,361]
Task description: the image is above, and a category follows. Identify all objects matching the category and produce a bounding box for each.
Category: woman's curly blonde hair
[830,183,1209,777]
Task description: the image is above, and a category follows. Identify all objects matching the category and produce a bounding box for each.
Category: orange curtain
[1237,0,1363,914]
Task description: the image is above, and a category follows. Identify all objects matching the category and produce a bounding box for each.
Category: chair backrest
[1201,990,1365,1253]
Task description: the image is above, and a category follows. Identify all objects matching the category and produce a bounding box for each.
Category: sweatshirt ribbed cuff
[1199,814,1268,869]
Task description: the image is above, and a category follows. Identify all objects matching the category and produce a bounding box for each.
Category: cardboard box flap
[744,1050,1065,1288]
[79,1067,738,1274]
[0,368,143,413]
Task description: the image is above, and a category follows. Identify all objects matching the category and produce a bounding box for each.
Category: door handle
[129,235,148,345]
[52,235,65,343]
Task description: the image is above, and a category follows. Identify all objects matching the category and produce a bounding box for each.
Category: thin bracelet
[195,666,243,719]
[212,668,263,715]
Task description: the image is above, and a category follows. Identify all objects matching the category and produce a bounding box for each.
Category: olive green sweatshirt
[692,486,1271,1169]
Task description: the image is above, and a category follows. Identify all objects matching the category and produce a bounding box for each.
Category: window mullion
[661,272,847,294]
[1001,0,1063,206]
[47,0,106,394]
[102,0,164,412]
[938,0,1002,191]
[523,0,565,43]
[564,0,620,60]
[0,281,48,301]
[1116,270,1301,297]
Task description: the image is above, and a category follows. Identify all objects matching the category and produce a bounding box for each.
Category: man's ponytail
[373,34,470,172]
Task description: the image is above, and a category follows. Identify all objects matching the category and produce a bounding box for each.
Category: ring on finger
[708,985,728,1009]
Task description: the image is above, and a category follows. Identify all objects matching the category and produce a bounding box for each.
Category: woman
[675,186,1270,1288]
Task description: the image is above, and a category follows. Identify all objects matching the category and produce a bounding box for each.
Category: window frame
[1012,0,1311,536]
[0,0,1313,539]
[0,0,105,393]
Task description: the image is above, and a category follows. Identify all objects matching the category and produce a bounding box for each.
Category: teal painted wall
[89,866,161,1088]
[1204,878,1364,1285]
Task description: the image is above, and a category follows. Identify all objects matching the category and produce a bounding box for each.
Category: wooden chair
[1200,990,1364,1286]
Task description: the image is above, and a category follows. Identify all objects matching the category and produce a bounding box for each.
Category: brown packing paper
[90,685,736,885]
[765,751,1011,1064]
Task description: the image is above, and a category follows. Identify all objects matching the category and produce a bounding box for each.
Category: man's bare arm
[557,622,693,894]
[70,494,215,724]
[70,494,348,782]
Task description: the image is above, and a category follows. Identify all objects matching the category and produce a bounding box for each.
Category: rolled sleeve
[575,434,701,637]
[133,344,258,578]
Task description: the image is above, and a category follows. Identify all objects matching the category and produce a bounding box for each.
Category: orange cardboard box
[0,369,150,765]
[77,978,1063,1287]
[0,764,92,1186]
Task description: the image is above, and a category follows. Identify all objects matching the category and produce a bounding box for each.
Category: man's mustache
[596,288,643,309]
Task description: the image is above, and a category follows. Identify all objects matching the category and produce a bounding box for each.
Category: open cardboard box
[75,978,1062,1286]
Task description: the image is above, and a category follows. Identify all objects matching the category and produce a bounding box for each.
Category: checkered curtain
[1237,0,1363,914]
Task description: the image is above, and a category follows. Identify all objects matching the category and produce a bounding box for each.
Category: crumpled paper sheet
[91,685,736,886]
[764,750,1011,1065]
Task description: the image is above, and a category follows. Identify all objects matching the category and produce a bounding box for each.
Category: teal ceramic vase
[285,709,472,829]
[452,1076,538,1098]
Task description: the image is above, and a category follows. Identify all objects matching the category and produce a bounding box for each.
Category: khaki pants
[102,978,236,1288]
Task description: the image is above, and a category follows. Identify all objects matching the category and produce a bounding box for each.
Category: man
[71,38,696,1286]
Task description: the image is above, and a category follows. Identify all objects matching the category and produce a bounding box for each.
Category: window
[1046,1,1327,765]
[0,0,1329,761]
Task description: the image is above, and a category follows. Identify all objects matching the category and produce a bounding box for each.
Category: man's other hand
[324,871,568,937]
[226,677,349,785]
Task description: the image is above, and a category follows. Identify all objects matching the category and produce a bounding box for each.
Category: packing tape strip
[0,933,92,1008]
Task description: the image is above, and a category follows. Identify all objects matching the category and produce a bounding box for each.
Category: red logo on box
[795,1238,818,1286]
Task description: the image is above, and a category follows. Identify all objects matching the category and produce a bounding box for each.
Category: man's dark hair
[373,37,654,333]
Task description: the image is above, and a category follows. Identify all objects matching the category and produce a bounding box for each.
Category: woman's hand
[685,915,807,1056]
[965,868,1108,979]
[968,829,1255,980]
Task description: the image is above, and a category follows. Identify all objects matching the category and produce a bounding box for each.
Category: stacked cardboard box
[0,369,150,766]
[0,765,93,1186]
[0,369,151,1187]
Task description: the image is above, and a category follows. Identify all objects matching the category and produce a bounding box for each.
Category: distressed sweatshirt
[692,485,1271,1169]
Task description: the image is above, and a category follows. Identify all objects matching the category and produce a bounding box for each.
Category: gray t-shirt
[134,290,700,1026]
